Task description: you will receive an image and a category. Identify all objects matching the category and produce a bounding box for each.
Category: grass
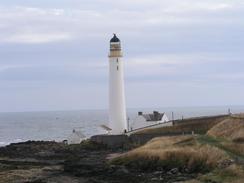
[111,134,244,183]
[111,115,244,182]
[0,168,45,183]
[196,164,244,183]
[136,116,227,135]
[197,135,244,163]
[207,116,244,141]
[203,116,244,161]
[181,135,244,183]
[67,139,107,151]
[110,136,228,173]
[221,142,244,158]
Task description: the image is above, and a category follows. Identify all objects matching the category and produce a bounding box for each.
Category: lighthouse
[108,34,127,134]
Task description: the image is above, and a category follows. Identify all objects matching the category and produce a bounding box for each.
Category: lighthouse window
[117,66,119,70]
[116,59,119,63]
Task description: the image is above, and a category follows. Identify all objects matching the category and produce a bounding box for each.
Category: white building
[130,111,169,130]
[67,129,86,144]
[108,34,127,134]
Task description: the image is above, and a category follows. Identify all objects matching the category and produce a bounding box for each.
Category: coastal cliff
[0,140,197,183]
[0,114,243,183]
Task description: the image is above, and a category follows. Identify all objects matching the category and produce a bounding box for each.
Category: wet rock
[183,167,190,173]
[151,177,159,181]
[0,141,65,159]
[153,170,164,175]
[170,168,179,174]
[64,160,109,176]
[114,166,129,174]
[35,151,56,158]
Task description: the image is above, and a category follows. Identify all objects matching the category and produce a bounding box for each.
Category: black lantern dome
[110,34,120,43]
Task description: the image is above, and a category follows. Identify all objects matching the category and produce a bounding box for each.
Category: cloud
[0,61,107,84]
[210,73,244,80]
[127,54,197,66]
[0,1,243,44]
[161,2,233,13]
[126,52,240,71]
[4,33,72,44]
[0,6,74,44]
[0,0,244,111]
[122,52,244,86]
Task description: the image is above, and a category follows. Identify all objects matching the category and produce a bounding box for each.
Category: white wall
[161,114,169,123]
[109,56,127,134]
[130,114,170,131]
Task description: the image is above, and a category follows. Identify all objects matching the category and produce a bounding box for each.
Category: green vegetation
[185,164,244,183]
[67,139,107,151]
[197,135,244,161]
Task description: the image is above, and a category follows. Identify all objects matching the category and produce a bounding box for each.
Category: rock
[35,151,56,157]
[0,140,197,183]
[64,160,109,176]
[218,159,234,169]
[151,177,159,181]
[184,167,190,173]
[171,168,179,174]
[116,166,129,174]
[167,171,173,175]
[153,171,164,175]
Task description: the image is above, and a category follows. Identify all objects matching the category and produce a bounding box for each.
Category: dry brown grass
[232,113,244,118]
[231,179,244,183]
[183,180,201,183]
[111,136,228,172]
[199,164,244,183]
[137,116,227,135]
[141,136,197,149]
[221,142,244,156]
[222,164,244,177]
[0,168,43,183]
[207,117,244,141]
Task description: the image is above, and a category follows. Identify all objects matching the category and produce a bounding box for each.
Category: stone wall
[90,115,229,148]
[90,135,129,148]
[173,115,228,125]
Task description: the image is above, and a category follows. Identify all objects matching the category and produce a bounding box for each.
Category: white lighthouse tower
[108,34,127,134]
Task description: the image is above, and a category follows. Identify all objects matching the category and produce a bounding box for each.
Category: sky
[0,0,244,112]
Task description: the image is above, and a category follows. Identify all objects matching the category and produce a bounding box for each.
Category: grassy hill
[135,115,228,135]
[111,136,228,172]
[207,115,244,142]
[206,115,244,166]
[111,114,244,183]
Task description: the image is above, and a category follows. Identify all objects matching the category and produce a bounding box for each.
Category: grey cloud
[0,1,243,44]
[0,0,244,111]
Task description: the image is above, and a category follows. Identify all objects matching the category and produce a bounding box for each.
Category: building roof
[140,111,165,121]
[110,34,120,42]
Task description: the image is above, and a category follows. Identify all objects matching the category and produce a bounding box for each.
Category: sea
[0,106,244,146]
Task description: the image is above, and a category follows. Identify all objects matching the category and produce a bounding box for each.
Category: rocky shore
[0,140,196,183]
[1,115,243,183]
